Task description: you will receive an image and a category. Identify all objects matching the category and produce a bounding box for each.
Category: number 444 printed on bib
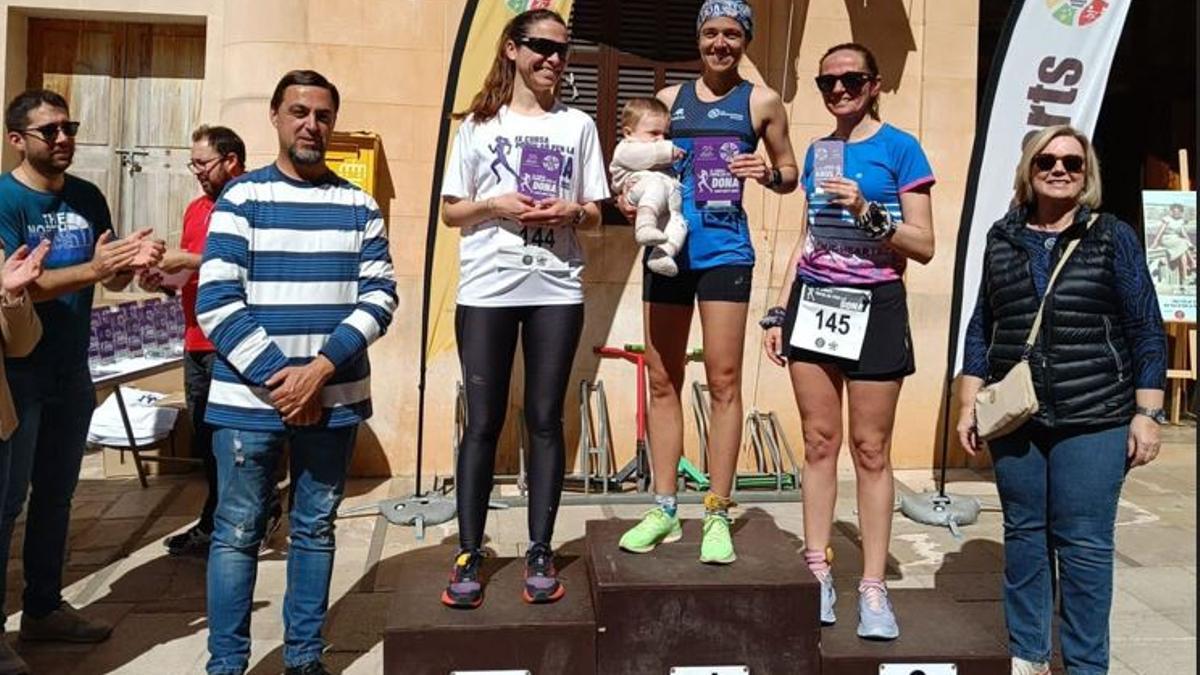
[520,226,555,248]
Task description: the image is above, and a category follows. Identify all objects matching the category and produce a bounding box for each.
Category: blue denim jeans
[205,425,357,675]
[0,364,94,621]
[990,422,1128,675]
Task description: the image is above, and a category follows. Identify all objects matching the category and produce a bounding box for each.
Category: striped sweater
[196,163,397,431]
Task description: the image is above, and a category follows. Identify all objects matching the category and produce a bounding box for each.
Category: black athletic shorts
[782,278,915,381]
[643,264,753,305]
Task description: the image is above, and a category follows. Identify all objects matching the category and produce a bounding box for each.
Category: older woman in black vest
[957,125,1167,675]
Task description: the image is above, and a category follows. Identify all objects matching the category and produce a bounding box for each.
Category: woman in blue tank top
[616,0,798,565]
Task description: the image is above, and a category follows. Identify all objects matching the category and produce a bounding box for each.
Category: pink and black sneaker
[441,550,484,609]
[522,543,565,604]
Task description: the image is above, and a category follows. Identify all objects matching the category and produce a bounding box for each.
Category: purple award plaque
[98,321,115,363]
[812,139,844,193]
[692,136,742,206]
[113,322,130,361]
[518,145,564,201]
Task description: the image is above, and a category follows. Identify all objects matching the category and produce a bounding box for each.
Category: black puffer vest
[982,206,1134,427]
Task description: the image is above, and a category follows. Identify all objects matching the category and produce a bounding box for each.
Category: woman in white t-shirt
[439,8,610,609]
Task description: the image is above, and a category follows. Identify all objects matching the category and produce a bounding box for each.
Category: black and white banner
[948,0,1131,374]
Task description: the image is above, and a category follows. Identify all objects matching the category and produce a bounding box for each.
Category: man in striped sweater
[197,70,396,675]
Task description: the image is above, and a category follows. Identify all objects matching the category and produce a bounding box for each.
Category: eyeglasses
[1033,153,1085,174]
[814,72,875,94]
[518,36,570,60]
[186,156,222,174]
[19,121,80,141]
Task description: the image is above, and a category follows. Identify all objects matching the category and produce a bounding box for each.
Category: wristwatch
[1135,406,1167,424]
[856,201,896,239]
[766,167,783,189]
[571,204,586,227]
[758,305,786,329]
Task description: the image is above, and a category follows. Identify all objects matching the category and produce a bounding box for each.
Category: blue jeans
[206,425,357,675]
[990,422,1128,675]
[0,364,94,620]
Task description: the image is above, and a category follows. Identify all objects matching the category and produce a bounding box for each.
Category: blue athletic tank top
[665,79,758,270]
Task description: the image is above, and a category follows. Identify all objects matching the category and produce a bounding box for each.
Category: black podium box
[819,588,1009,675]
[586,517,820,675]
[383,545,596,675]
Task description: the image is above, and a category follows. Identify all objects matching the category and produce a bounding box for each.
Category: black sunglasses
[814,72,875,94]
[518,36,570,60]
[19,121,80,141]
[1033,153,1085,173]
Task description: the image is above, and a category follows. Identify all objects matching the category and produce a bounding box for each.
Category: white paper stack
[87,387,179,448]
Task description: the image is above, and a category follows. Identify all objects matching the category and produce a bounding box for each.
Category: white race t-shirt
[442,104,610,307]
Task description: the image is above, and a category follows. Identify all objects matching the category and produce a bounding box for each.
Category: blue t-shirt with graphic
[0,172,111,367]
[799,123,935,286]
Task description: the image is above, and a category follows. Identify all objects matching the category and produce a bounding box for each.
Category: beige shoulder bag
[974,215,1096,440]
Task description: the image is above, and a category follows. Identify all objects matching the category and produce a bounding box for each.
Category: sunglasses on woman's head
[1033,153,1085,174]
[19,121,80,141]
[814,71,874,94]
[518,36,570,60]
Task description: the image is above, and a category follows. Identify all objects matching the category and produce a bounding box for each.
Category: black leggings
[455,303,584,552]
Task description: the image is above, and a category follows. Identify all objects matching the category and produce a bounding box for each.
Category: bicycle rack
[690,381,711,472]
[688,380,800,493]
[568,379,627,493]
[742,409,801,492]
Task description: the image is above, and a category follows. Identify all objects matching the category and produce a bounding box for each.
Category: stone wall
[0,0,979,477]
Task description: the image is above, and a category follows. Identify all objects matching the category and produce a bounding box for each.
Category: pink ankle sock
[804,549,829,574]
[858,577,886,592]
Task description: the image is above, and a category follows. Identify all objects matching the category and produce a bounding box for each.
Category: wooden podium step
[819,588,1009,675]
[586,517,821,675]
[383,544,596,675]
[380,523,1010,675]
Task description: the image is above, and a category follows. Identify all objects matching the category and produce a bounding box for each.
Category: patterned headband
[696,0,754,42]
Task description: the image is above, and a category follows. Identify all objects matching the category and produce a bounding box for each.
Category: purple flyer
[692,136,742,206]
[518,145,563,201]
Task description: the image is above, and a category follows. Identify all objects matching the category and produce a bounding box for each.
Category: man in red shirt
[142,125,282,557]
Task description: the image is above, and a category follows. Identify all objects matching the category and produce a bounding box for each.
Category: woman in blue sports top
[763,43,936,640]
[616,0,799,565]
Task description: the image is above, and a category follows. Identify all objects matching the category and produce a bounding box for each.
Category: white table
[91,354,199,488]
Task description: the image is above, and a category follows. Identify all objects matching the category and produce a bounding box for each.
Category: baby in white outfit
[610,98,687,277]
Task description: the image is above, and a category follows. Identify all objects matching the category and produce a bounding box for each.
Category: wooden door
[123,23,205,246]
[26,20,127,212]
[26,19,205,245]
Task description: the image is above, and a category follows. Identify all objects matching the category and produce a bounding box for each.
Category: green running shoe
[699,513,736,564]
[618,508,682,553]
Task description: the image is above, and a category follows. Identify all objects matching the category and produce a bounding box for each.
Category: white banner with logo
[948,0,1132,374]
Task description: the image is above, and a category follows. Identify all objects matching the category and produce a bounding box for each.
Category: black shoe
[164,526,211,558]
[440,549,485,609]
[522,543,565,604]
[284,661,330,675]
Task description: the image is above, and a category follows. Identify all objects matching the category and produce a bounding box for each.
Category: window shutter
[567,0,705,221]
[567,62,600,120]
[614,66,657,136]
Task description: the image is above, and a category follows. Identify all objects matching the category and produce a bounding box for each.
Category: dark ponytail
[454,9,567,123]
[820,42,881,120]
